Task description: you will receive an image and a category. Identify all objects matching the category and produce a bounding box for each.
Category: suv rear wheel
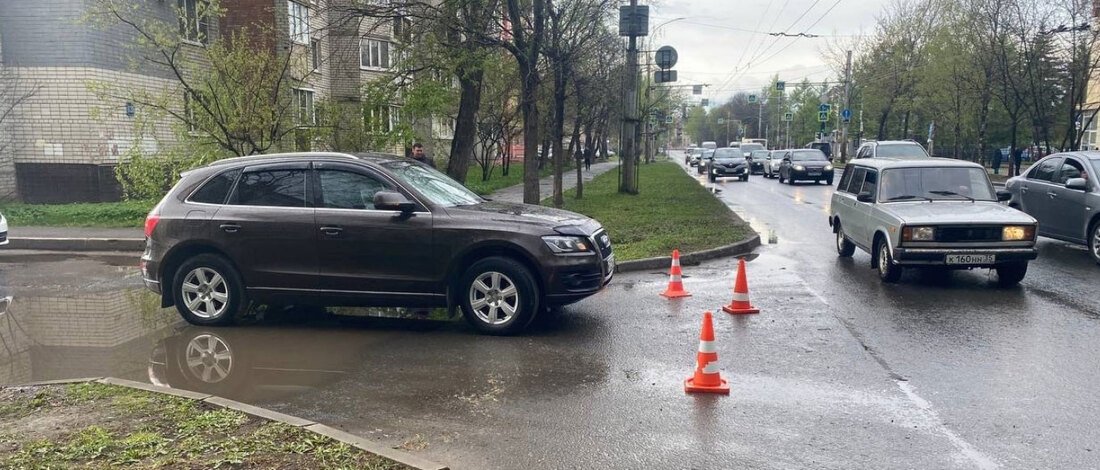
[459,257,540,335]
[1090,220,1100,265]
[173,254,246,326]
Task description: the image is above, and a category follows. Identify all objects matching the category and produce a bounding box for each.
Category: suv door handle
[219,223,241,233]
[320,226,344,235]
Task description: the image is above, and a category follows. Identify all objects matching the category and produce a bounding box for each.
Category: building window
[310,39,321,71]
[294,89,315,125]
[184,91,198,132]
[178,0,209,44]
[288,2,311,44]
[367,106,401,133]
[360,39,392,69]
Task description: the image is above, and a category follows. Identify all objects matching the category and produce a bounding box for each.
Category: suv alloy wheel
[173,254,247,325]
[459,257,540,335]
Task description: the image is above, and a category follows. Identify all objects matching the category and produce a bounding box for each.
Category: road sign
[818,103,831,113]
[655,46,678,69]
[841,108,852,122]
[775,81,785,92]
[701,99,709,106]
[818,111,828,122]
[748,94,758,104]
[618,5,649,36]
[783,112,793,122]
[692,85,703,95]
[654,69,677,83]
[717,118,726,124]
[665,116,674,124]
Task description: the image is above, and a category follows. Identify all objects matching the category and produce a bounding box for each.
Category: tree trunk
[520,64,541,204]
[551,62,568,208]
[447,66,484,183]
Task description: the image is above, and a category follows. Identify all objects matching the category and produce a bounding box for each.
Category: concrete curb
[7,237,144,252]
[5,377,449,470]
[615,234,762,273]
[0,249,138,265]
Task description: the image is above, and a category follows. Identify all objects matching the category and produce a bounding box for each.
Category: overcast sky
[644,0,886,105]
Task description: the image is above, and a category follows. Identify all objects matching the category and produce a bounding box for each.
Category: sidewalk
[486,160,618,203]
[2,162,622,253]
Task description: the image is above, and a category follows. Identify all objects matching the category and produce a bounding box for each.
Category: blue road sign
[841,108,852,121]
[818,103,830,113]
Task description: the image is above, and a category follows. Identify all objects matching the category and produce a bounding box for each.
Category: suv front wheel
[173,254,246,326]
[459,257,540,335]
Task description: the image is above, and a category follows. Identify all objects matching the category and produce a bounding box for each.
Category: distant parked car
[855,140,930,159]
[0,211,7,246]
[830,158,1037,285]
[779,149,834,185]
[141,152,615,335]
[1005,152,1100,264]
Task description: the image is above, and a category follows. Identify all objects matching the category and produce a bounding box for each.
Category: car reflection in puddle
[148,306,457,403]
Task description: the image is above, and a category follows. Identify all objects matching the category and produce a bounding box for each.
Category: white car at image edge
[0,211,7,246]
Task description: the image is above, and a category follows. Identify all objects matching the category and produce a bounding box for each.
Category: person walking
[410,142,435,169]
[1011,147,1023,177]
[990,147,1003,175]
[584,148,592,171]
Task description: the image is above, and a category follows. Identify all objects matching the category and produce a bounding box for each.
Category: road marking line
[898,381,1000,470]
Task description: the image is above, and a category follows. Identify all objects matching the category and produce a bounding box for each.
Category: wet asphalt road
[1,153,1099,469]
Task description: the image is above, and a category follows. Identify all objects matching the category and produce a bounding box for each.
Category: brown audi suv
[141,152,614,335]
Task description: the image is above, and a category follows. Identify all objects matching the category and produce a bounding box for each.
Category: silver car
[829,158,1038,285]
[1005,152,1100,264]
[763,150,786,178]
[0,211,7,246]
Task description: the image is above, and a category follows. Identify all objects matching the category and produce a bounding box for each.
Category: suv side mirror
[374,191,416,213]
[856,191,875,203]
[996,190,1013,202]
[1066,177,1088,191]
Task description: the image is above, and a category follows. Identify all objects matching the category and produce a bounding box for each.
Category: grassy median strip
[0,200,153,228]
[555,161,752,261]
[0,382,410,469]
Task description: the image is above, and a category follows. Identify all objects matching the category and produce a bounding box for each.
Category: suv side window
[837,164,855,191]
[846,168,868,194]
[318,170,394,210]
[189,168,241,205]
[232,169,308,207]
[1055,159,1085,185]
[1028,158,1062,182]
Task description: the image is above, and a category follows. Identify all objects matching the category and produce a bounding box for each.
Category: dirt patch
[0,382,414,469]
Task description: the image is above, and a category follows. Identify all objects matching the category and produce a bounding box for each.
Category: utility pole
[840,50,852,162]
[758,99,764,141]
[618,0,643,194]
[726,108,731,145]
[643,50,652,164]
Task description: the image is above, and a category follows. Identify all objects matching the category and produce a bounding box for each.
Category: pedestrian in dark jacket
[991,147,1002,175]
[411,142,435,169]
[1012,147,1023,177]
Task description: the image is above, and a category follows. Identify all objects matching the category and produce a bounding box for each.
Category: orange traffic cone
[660,249,691,298]
[685,311,730,394]
[722,258,759,315]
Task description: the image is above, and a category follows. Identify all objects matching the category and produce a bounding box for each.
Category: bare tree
[0,66,39,200]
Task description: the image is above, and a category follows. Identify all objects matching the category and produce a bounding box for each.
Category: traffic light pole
[619,0,639,194]
[840,50,852,162]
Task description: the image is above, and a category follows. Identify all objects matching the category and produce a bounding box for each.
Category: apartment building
[0,0,452,203]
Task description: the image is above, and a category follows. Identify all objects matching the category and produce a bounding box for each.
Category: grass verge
[0,382,411,469]
[0,200,153,228]
[554,161,753,260]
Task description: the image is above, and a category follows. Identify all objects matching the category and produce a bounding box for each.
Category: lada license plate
[946,254,995,264]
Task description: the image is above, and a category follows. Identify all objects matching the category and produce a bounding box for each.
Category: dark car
[1005,152,1100,264]
[738,143,767,174]
[779,149,834,185]
[707,148,750,182]
[141,152,614,335]
[696,149,715,174]
[807,141,833,161]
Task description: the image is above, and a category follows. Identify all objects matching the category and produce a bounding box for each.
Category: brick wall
[0,34,17,200]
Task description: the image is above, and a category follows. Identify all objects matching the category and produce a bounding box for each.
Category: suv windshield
[713,148,742,160]
[879,167,995,202]
[382,161,482,207]
[751,150,770,159]
[791,150,827,161]
[877,143,929,158]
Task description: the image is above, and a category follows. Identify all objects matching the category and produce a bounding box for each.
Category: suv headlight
[1002,225,1035,241]
[824,164,833,171]
[543,235,593,254]
[902,226,935,242]
[793,165,805,171]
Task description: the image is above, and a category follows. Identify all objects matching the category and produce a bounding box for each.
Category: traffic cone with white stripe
[685,311,730,394]
[660,249,691,298]
[722,258,760,315]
